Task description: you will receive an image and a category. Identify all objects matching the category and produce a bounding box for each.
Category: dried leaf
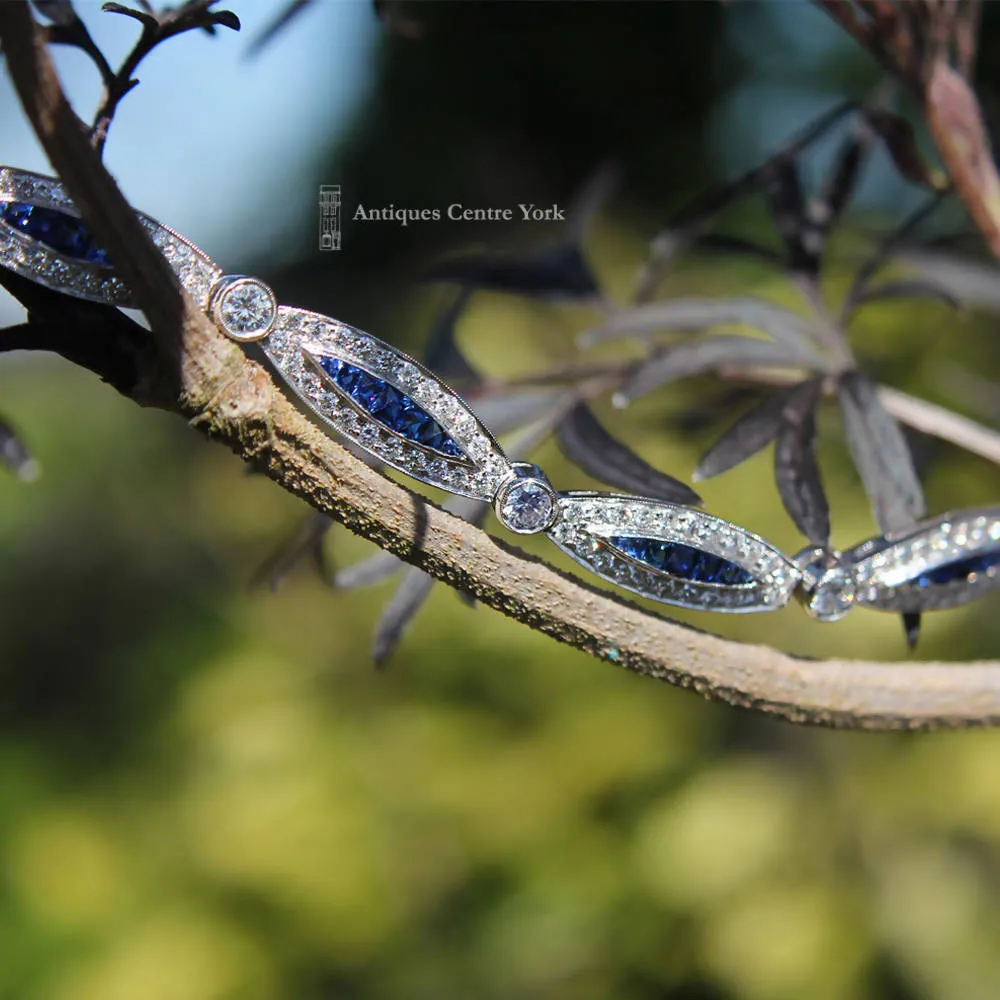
[954,0,981,79]
[842,192,949,317]
[471,389,567,438]
[373,566,434,668]
[209,8,240,31]
[774,378,829,546]
[565,159,621,244]
[373,0,423,38]
[0,418,38,482]
[855,278,963,311]
[334,551,402,589]
[817,120,872,225]
[926,60,1000,258]
[670,100,859,232]
[100,2,157,26]
[837,371,925,534]
[579,296,823,356]
[502,391,578,461]
[158,1,240,36]
[897,249,1000,312]
[765,120,872,278]
[557,402,702,506]
[694,384,800,481]
[763,159,814,275]
[245,0,312,56]
[422,288,477,381]
[423,244,600,302]
[371,494,487,665]
[866,109,945,190]
[633,100,857,301]
[615,336,822,407]
[690,233,783,265]
[251,512,331,591]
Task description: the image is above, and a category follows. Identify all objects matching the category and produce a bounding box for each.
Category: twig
[91,2,240,154]
[3,0,1000,730]
[715,362,1000,466]
[878,385,1000,466]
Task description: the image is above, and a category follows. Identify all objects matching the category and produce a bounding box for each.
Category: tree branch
[3,0,1000,731]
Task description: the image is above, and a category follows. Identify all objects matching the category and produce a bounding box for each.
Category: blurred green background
[2,2,1000,998]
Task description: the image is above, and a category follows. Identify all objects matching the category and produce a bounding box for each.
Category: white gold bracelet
[3,165,999,623]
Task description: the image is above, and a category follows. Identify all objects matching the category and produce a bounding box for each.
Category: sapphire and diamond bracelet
[3,165,1000,623]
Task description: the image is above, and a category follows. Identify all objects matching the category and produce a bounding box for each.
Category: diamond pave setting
[547,492,800,613]
[261,306,512,501]
[0,166,221,309]
[848,509,1000,613]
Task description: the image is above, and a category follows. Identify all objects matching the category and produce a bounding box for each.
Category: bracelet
[2,165,999,624]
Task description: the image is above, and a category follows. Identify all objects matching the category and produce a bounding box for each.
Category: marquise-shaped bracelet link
[3,164,1000,622]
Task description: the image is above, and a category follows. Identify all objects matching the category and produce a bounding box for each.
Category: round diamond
[807,564,854,620]
[793,548,856,622]
[498,480,555,534]
[211,276,276,341]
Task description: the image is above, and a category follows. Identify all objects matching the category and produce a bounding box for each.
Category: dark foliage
[773,379,829,547]
[557,402,702,507]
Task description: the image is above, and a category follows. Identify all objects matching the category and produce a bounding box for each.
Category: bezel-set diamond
[547,493,800,613]
[3,162,1000,628]
[494,464,559,534]
[793,547,856,621]
[210,275,277,342]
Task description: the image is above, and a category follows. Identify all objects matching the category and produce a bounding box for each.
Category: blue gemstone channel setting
[316,355,464,459]
[0,201,111,265]
[907,547,1000,588]
[609,536,754,586]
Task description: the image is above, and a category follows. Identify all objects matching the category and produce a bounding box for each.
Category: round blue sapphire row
[609,536,754,586]
[0,201,111,266]
[909,548,1000,588]
[318,356,464,459]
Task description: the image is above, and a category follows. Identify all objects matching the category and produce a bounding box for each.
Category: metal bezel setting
[792,546,856,622]
[494,463,560,534]
[209,275,278,342]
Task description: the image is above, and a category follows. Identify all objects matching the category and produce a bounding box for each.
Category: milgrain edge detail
[261,305,513,502]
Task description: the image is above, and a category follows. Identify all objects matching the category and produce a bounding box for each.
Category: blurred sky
[0,0,379,326]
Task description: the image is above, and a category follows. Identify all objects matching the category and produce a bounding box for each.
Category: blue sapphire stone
[610,536,754,586]
[0,201,111,265]
[317,356,463,459]
[911,548,1000,588]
